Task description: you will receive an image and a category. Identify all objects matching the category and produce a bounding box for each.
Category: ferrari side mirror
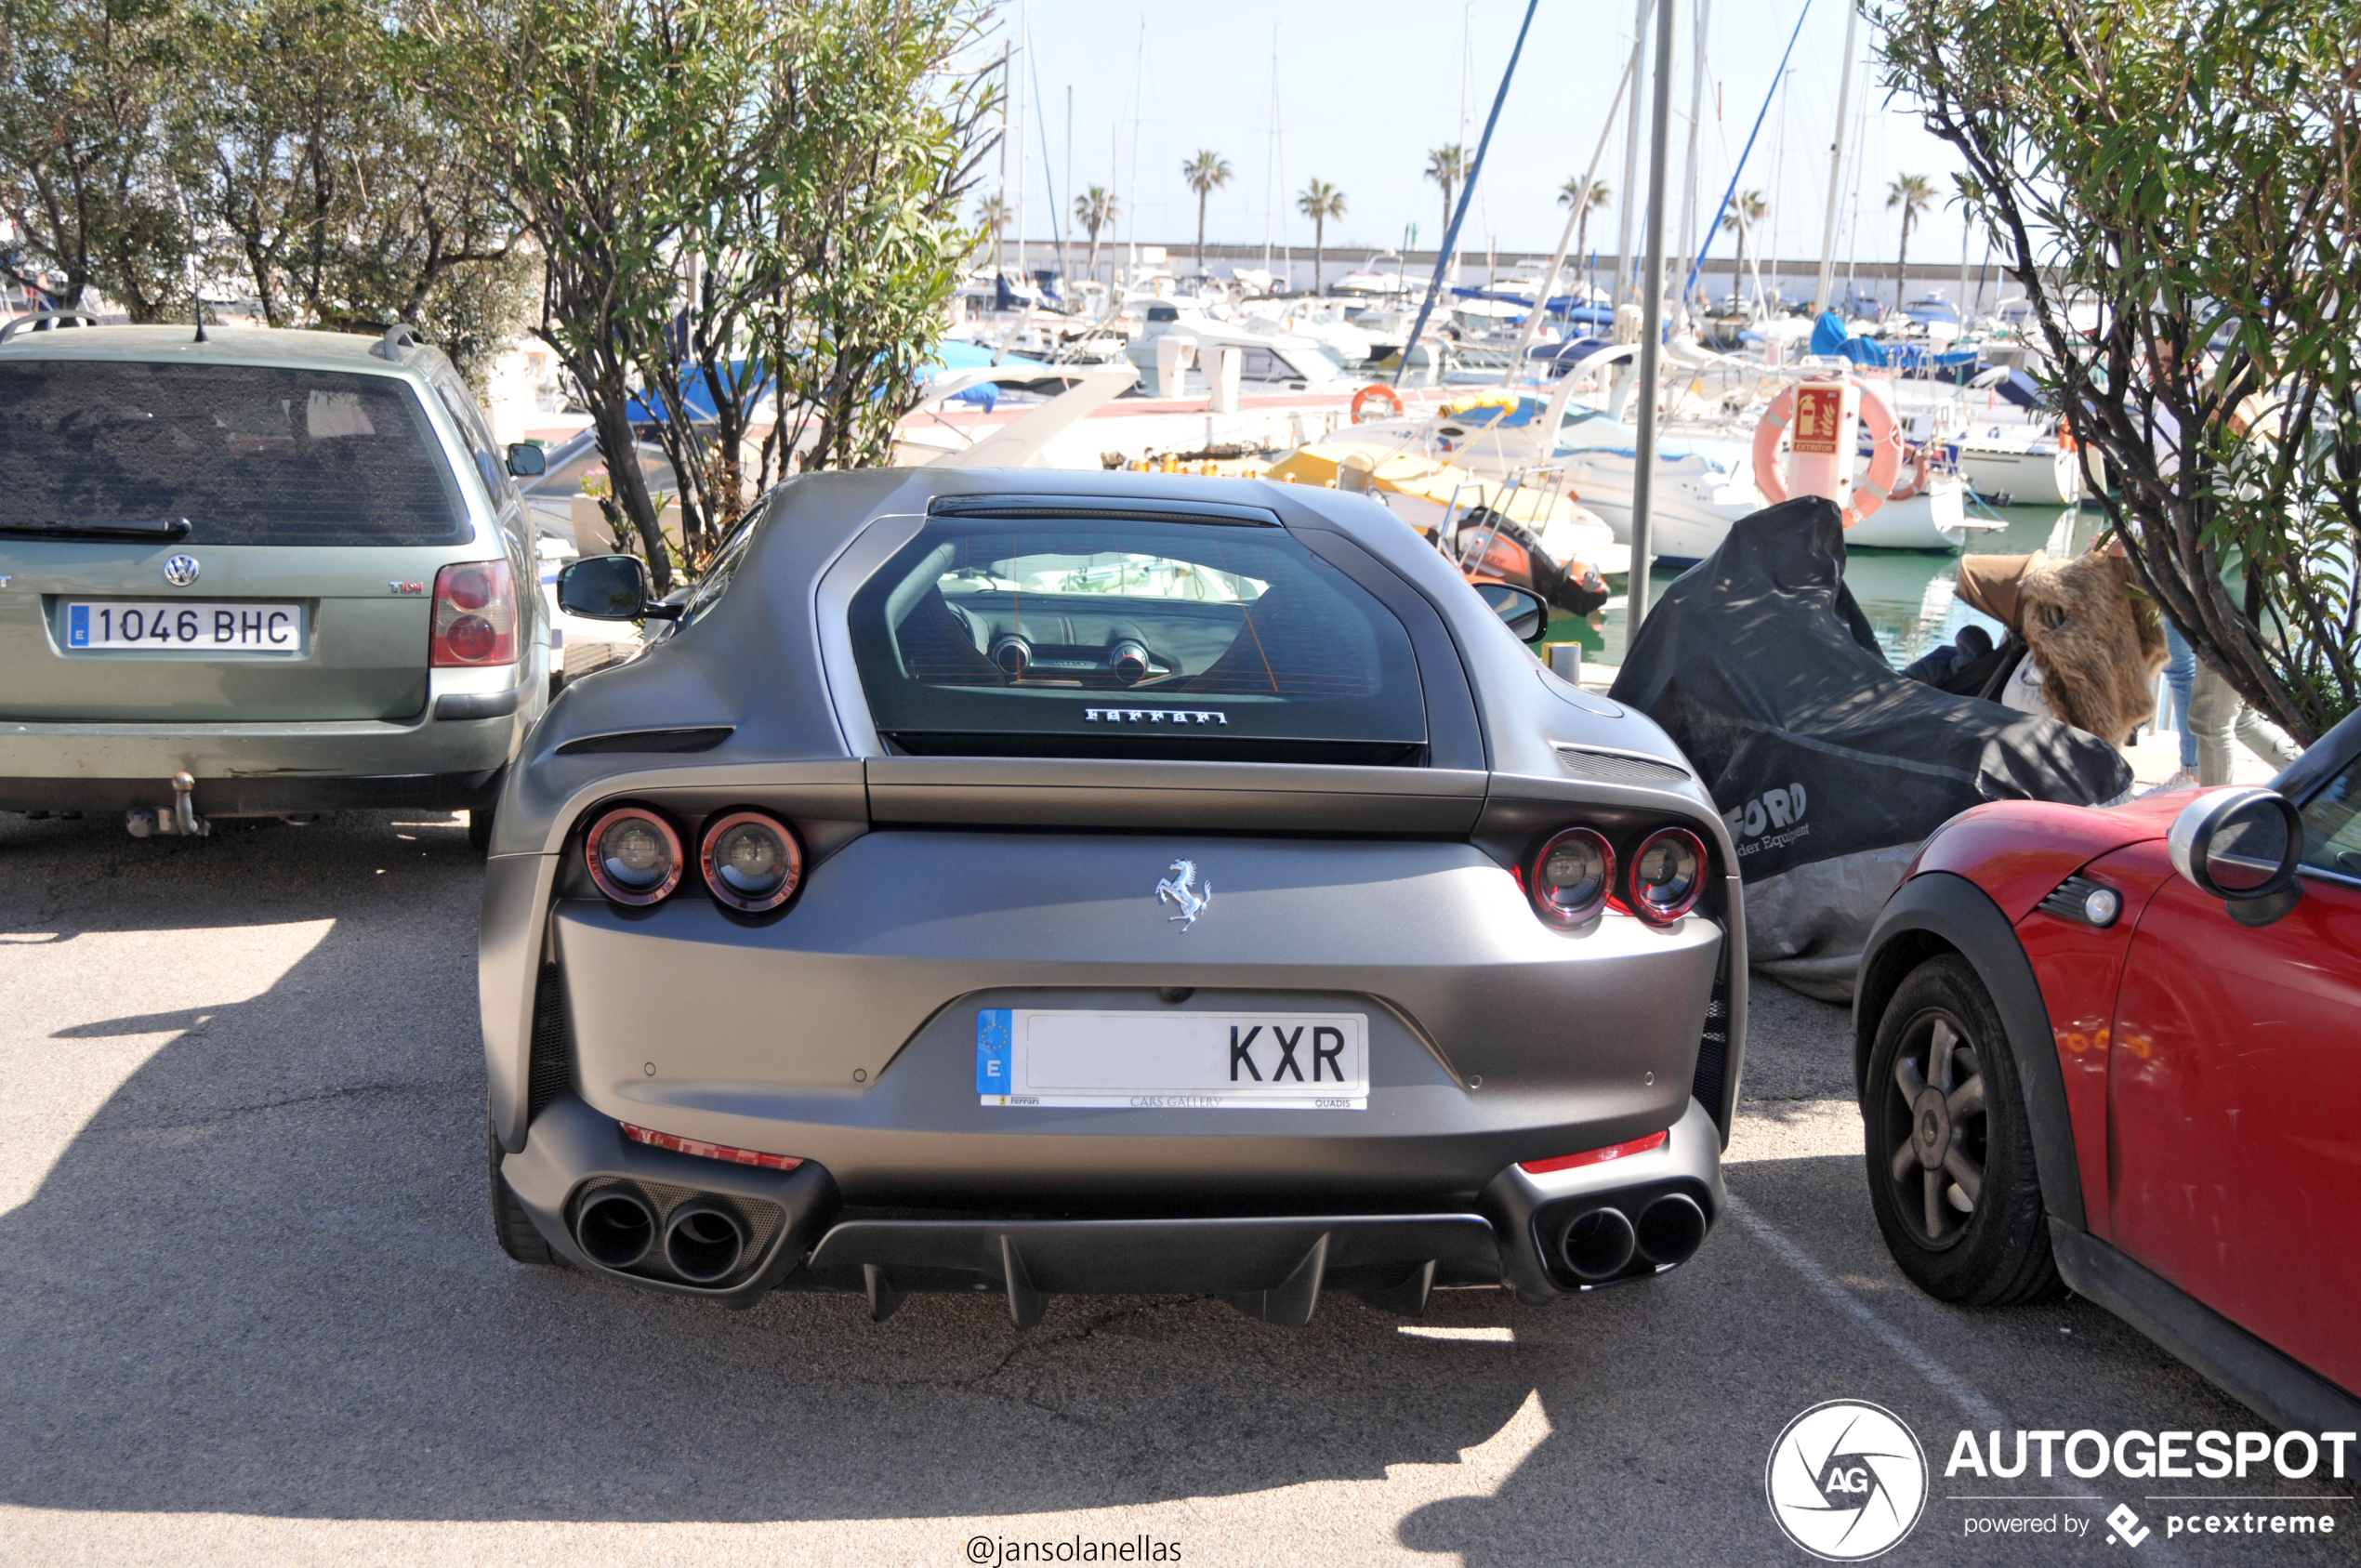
[2168,786,2304,927]
[506,441,548,478]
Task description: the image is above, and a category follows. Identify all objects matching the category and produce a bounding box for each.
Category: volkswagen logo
[162,554,201,587]
[1764,1400,1928,1560]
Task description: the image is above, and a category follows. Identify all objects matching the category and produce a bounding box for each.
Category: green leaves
[1878,0,2361,739]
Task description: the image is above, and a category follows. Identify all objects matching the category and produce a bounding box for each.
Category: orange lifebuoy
[1352,383,1407,423]
[1750,376,1906,527]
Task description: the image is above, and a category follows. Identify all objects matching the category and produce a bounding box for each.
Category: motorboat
[1336,347,1999,559]
[1116,306,1359,389]
[1263,441,1627,578]
[1329,251,1416,302]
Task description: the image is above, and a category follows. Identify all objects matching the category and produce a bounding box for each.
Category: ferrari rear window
[848,509,1428,763]
[0,360,468,546]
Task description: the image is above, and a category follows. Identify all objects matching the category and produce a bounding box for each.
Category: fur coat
[2014,550,2170,744]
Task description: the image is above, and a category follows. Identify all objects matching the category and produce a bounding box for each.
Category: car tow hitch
[125,772,210,838]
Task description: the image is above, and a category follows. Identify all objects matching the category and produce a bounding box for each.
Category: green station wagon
[0,320,551,848]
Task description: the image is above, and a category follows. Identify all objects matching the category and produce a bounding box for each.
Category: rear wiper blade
[0,517,194,542]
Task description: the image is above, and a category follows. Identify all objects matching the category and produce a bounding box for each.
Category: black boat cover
[1608,496,2131,998]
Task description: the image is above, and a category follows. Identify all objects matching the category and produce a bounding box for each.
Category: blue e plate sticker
[68,604,89,647]
[976,1008,1012,1098]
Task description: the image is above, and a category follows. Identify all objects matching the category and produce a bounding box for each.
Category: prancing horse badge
[1155,859,1212,929]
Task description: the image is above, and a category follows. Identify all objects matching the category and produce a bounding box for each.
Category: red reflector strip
[1519,1128,1669,1175]
[620,1122,803,1171]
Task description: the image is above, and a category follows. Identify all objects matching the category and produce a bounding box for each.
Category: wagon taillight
[431,559,518,667]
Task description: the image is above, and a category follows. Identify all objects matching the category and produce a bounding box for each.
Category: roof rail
[0,311,103,345]
[372,323,425,362]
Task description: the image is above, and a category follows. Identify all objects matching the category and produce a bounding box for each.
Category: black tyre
[467,805,495,853]
[489,1120,560,1267]
[1863,954,2061,1306]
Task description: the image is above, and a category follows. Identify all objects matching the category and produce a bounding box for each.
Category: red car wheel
[1864,955,2062,1306]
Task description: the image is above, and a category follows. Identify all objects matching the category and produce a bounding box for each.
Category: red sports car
[1854,716,2361,1434]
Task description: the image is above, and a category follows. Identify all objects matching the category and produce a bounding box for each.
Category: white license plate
[66,601,301,651]
[977,1008,1368,1110]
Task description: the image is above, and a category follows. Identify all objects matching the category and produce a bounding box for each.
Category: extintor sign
[1790,383,1848,455]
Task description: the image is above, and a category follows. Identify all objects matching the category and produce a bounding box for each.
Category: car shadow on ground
[0,813,2274,1558]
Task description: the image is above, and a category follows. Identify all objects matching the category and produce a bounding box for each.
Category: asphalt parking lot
[0,810,2348,1565]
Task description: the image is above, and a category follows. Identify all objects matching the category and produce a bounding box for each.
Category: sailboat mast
[1262,28,1277,281]
[1811,0,1859,316]
[1124,20,1143,283]
[1014,0,1029,287]
[1497,0,1656,384]
[1614,0,1646,308]
[1674,0,1709,323]
[1629,0,1679,636]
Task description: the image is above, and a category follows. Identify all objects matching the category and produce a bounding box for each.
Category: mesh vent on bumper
[1690,972,1730,1116]
[528,966,573,1122]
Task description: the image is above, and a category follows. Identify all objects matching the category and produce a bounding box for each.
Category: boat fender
[1751,376,1906,527]
[1351,383,1407,423]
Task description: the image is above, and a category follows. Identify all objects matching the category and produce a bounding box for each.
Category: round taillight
[585,808,682,905]
[443,564,495,611]
[1629,827,1707,923]
[1110,639,1150,684]
[699,810,804,912]
[1531,827,1615,927]
[444,613,497,662]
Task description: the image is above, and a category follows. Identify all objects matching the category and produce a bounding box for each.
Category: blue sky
[984,0,1982,280]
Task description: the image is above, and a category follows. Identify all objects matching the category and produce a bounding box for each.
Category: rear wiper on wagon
[0,517,194,542]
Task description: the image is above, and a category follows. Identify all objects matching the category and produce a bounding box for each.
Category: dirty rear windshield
[849,510,1428,764]
[0,361,468,546]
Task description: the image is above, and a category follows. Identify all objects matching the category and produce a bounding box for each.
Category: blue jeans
[2163,621,2197,771]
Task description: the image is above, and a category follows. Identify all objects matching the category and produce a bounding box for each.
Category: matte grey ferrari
[480,469,1746,1325]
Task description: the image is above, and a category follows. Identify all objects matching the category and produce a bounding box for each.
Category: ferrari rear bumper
[498,1092,1726,1317]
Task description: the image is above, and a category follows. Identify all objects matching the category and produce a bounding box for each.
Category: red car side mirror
[2167,787,2304,928]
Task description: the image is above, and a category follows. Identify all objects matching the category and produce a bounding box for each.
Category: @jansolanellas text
[965,1535,1180,1564]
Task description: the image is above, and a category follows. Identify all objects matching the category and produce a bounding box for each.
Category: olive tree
[190,0,521,361]
[0,0,195,319]
[1879,0,2361,740]
[407,0,988,586]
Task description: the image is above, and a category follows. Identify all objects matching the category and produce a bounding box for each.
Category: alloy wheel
[1881,1009,1988,1249]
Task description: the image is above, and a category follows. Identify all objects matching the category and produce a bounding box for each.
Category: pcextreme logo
[1766,1401,1931,1561]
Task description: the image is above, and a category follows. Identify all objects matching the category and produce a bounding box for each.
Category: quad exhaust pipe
[574,1188,657,1269]
[1554,1191,1709,1283]
[664,1204,747,1283]
[571,1185,752,1285]
[1635,1192,1707,1268]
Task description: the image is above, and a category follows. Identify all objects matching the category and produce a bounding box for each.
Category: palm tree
[1295,179,1347,296]
[1074,184,1118,286]
[1425,144,1471,252]
[1180,150,1233,275]
[1721,190,1769,300]
[1558,177,1610,271]
[974,191,1009,277]
[1887,174,1936,309]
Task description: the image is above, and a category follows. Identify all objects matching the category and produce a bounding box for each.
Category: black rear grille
[555,725,733,756]
[1690,973,1731,1116]
[527,966,573,1120]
